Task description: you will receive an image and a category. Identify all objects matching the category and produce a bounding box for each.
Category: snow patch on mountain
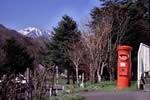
[18,27,52,40]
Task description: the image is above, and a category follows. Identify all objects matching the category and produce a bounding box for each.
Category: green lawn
[52,79,138,100]
[45,79,138,100]
[62,80,137,92]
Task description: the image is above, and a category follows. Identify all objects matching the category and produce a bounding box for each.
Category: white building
[138,43,150,88]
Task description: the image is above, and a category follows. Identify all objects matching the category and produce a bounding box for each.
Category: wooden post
[80,73,84,88]
[49,88,52,96]
[26,68,32,100]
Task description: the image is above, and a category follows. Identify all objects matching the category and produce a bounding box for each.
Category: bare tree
[80,7,130,82]
[107,10,130,81]
[32,64,55,98]
[82,31,109,82]
[67,41,83,83]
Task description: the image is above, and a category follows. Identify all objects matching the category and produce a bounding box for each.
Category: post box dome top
[117,45,132,51]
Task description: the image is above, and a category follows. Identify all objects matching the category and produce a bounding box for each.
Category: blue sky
[0,0,100,31]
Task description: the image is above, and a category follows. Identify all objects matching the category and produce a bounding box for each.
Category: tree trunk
[90,64,96,83]
[90,71,96,83]
[72,70,75,84]
[80,73,84,88]
[109,68,115,81]
[109,71,113,81]
[97,66,101,82]
[52,66,55,95]
[111,68,115,81]
[89,64,92,82]
[75,66,79,84]
[67,68,70,84]
[97,73,102,82]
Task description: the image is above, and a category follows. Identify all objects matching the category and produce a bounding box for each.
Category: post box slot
[119,54,128,61]
[120,54,128,58]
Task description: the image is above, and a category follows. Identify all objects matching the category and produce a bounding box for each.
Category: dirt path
[80,91,150,100]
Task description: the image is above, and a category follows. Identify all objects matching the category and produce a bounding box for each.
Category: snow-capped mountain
[18,27,52,40]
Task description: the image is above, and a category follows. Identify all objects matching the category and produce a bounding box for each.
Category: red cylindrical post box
[117,45,132,88]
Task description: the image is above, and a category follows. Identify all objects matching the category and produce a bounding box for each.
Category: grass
[55,78,74,85]
[61,80,137,92]
[47,79,138,100]
[33,93,85,100]
[121,81,138,91]
[43,92,85,100]
[56,92,85,100]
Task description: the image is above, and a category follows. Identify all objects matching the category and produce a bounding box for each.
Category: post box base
[117,85,129,88]
[117,78,130,88]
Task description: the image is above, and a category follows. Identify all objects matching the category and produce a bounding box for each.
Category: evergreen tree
[3,37,34,74]
[45,15,80,84]
[0,49,7,76]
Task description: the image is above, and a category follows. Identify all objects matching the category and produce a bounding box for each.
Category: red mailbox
[117,45,132,88]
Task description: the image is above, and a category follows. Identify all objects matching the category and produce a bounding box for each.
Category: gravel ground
[80,91,150,100]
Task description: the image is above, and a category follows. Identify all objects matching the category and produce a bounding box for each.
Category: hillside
[0,25,48,75]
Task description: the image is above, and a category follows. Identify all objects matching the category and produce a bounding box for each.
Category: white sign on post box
[120,62,126,67]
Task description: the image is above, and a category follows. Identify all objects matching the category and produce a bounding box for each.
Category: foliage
[0,26,44,76]
[3,37,34,74]
[44,15,81,84]
[0,49,6,74]
[46,15,80,67]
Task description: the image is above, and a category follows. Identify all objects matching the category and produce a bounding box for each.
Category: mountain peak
[18,27,52,40]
